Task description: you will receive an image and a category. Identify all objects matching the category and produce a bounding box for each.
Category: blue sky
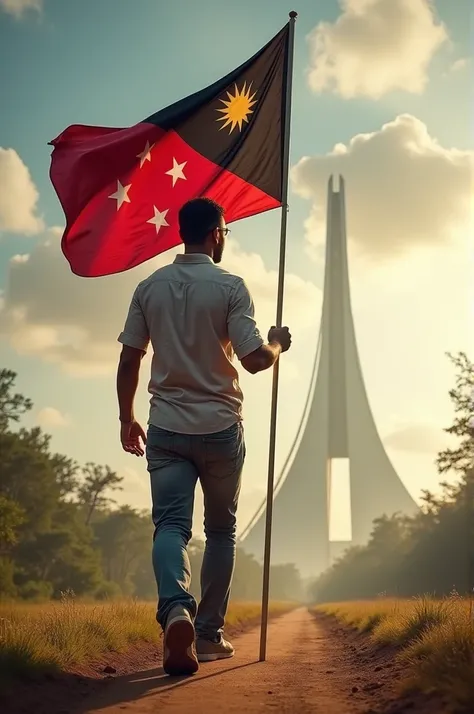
[1,0,470,258]
[0,0,472,538]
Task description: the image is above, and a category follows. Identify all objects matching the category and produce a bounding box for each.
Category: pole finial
[289,10,298,19]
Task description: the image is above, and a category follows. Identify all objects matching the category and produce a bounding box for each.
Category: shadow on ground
[0,659,260,714]
[80,661,257,713]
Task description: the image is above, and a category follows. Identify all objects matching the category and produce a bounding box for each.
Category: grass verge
[315,596,474,712]
[0,595,294,681]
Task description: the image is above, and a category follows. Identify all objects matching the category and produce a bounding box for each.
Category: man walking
[116,197,291,676]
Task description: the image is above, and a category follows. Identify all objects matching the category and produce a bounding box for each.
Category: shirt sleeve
[227,278,264,360]
[117,286,150,352]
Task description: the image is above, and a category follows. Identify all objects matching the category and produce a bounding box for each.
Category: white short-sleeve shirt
[118,253,264,434]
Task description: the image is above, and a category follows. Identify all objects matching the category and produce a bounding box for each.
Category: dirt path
[79,608,402,714]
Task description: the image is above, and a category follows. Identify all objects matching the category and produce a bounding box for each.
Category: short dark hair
[178,198,225,245]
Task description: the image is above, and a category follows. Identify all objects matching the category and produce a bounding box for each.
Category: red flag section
[49,25,290,277]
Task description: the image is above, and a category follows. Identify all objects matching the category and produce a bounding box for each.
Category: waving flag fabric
[49,24,290,277]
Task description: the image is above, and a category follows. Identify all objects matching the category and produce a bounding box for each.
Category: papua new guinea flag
[49,23,290,277]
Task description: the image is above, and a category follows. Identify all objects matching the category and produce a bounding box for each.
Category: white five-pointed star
[147,206,169,234]
[108,180,132,210]
[137,140,154,168]
[165,158,187,187]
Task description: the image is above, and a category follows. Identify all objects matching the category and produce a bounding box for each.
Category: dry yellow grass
[0,594,294,679]
[315,596,474,711]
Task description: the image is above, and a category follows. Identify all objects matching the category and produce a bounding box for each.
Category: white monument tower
[240,175,418,577]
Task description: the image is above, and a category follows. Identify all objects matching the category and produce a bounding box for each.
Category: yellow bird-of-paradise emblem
[216,82,257,134]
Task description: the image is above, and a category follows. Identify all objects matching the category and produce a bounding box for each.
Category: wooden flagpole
[259,10,298,663]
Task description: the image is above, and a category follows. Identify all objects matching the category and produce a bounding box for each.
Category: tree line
[311,352,474,603]
[0,368,303,602]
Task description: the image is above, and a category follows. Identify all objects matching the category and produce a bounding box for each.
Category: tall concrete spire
[240,175,418,578]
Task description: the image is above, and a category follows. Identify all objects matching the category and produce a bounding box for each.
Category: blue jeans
[146,421,245,640]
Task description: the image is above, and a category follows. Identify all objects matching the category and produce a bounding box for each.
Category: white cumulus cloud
[36,406,70,428]
[0,0,42,18]
[449,57,469,73]
[0,229,320,376]
[0,0,43,20]
[0,148,44,235]
[306,0,448,99]
[291,114,473,261]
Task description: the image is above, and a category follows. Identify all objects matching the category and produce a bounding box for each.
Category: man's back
[116,198,292,676]
[118,253,264,434]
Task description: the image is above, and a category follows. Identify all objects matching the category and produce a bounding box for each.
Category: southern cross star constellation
[107,149,188,238]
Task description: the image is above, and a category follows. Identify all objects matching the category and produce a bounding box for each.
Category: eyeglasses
[217,227,231,237]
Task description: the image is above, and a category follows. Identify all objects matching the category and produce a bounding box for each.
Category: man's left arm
[117,287,149,456]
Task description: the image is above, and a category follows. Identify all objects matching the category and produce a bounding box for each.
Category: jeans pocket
[203,425,244,479]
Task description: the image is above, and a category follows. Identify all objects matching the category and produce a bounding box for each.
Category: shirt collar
[174,253,214,265]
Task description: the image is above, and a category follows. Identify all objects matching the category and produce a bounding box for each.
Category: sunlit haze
[0,0,472,544]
